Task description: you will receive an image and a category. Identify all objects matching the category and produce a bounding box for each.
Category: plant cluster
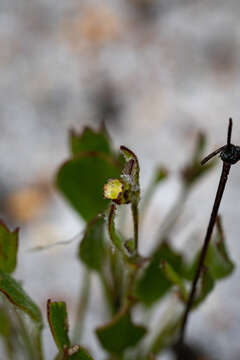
[0,123,235,360]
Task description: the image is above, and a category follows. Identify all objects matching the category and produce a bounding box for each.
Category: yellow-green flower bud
[104,179,130,204]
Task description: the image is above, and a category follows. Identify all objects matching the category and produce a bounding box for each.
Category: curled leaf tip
[154,167,168,183]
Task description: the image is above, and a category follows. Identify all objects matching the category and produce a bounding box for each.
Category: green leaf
[56,153,121,222]
[183,219,234,282]
[0,221,19,274]
[193,268,215,308]
[182,132,216,186]
[161,260,187,302]
[183,160,216,187]
[47,299,70,351]
[140,166,168,214]
[135,243,182,306]
[154,167,168,184]
[108,204,125,254]
[205,218,234,280]
[150,316,182,355]
[124,238,135,255]
[79,215,106,271]
[0,306,11,337]
[205,243,234,280]
[96,307,147,353]
[0,270,42,327]
[70,127,112,156]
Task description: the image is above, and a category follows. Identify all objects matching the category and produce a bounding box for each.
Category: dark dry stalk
[178,162,231,352]
[200,146,225,165]
[227,118,233,148]
[131,201,139,253]
[177,118,234,357]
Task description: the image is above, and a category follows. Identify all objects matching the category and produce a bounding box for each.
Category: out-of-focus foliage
[0,270,42,326]
[0,124,234,360]
[47,300,94,360]
[57,124,121,222]
[47,300,70,351]
[79,215,106,272]
[56,153,121,222]
[135,243,183,306]
[0,222,18,274]
[70,127,112,156]
[96,307,147,353]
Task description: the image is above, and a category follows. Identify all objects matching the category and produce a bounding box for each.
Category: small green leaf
[154,167,168,184]
[150,316,182,355]
[181,256,198,281]
[0,306,11,337]
[107,204,134,262]
[108,204,137,261]
[96,307,146,353]
[182,132,216,186]
[205,243,234,280]
[183,218,234,282]
[194,132,206,157]
[183,160,216,187]
[205,218,234,279]
[70,127,112,156]
[56,153,121,222]
[193,268,215,308]
[140,166,169,214]
[0,270,42,326]
[108,204,125,254]
[47,299,70,351]
[0,221,19,274]
[161,260,187,302]
[135,243,182,306]
[79,215,106,271]
[124,238,135,255]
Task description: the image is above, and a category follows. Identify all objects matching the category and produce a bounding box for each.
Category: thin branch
[201,118,233,165]
[200,146,224,165]
[178,162,231,352]
[227,117,233,148]
[177,119,236,357]
[131,202,139,254]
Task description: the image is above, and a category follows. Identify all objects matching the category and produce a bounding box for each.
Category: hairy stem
[99,272,115,316]
[35,328,44,360]
[73,268,91,343]
[14,309,36,360]
[123,201,140,306]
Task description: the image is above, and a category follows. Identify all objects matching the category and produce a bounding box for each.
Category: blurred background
[1,0,240,359]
